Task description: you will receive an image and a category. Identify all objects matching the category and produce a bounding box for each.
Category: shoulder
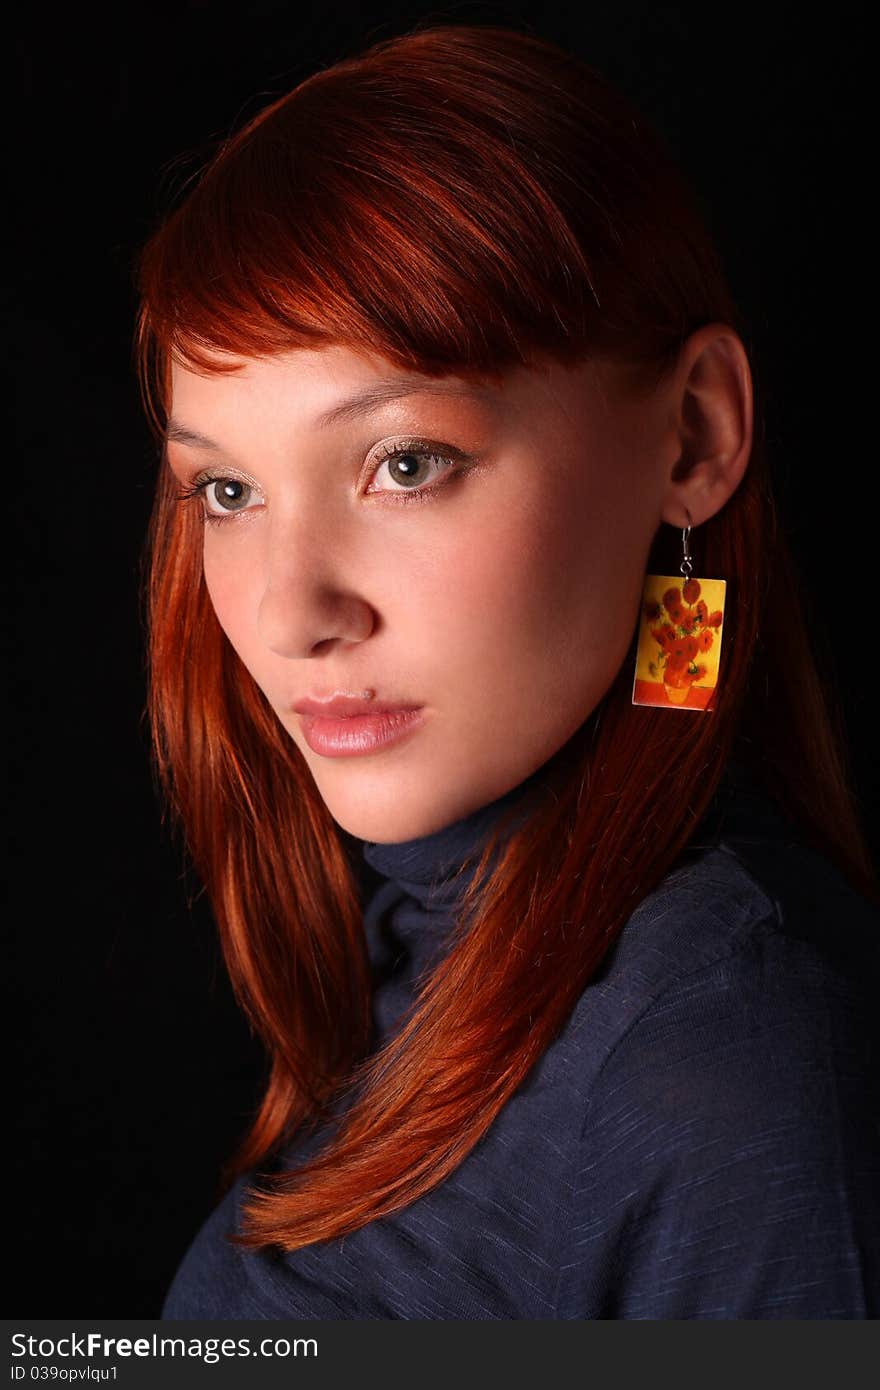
[581,808,879,1136]
[559,813,880,1318]
[567,774,879,1068]
[590,838,878,1152]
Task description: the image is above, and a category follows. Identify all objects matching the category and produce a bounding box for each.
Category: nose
[256,516,375,659]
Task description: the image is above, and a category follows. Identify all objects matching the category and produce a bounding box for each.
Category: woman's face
[166,344,675,842]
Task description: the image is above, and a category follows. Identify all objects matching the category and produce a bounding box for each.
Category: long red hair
[133,22,877,1252]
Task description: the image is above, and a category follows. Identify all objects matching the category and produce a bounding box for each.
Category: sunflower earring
[631,508,727,712]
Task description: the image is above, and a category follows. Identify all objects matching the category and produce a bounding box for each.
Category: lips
[292,694,421,717]
[296,706,427,757]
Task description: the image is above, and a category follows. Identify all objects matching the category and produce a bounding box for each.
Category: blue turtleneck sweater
[162,759,879,1319]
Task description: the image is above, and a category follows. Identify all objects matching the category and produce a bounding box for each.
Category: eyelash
[172,438,470,527]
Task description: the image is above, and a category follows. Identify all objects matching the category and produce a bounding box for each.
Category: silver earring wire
[680,507,693,581]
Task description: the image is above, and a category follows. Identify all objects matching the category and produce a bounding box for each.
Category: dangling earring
[631,507,727,712]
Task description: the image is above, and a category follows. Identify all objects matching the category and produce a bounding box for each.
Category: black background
[11,3,875,1315]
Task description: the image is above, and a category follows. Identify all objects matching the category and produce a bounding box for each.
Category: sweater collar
[361,758,555,912]
[360,751,783,911]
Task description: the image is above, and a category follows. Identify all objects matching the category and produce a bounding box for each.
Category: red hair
[133,22,877,1252]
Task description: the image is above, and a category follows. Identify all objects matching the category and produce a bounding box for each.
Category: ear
[659,323,754,529]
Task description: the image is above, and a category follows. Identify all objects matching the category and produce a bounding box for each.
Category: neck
[362,757,559,909]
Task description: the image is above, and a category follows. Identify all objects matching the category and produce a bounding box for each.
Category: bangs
[132,28,629,434]
[134,24,714,438]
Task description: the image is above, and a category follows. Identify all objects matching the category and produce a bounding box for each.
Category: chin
[307,748,505,845]
[321,787,463,845]
[328,806,434,845]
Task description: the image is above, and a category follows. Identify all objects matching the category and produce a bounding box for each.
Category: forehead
[168,344,620,435]
[170,344,496,411]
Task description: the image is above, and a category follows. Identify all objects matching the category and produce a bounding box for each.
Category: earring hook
[680,507,693,580]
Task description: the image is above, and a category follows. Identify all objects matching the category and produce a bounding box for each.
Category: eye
[202,478,259,518]
[366,439,467,501]
[174,473,264,525]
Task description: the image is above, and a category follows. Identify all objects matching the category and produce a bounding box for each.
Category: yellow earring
[631,508,727,712]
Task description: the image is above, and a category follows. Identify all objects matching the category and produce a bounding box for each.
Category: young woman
[136,24,879,1319]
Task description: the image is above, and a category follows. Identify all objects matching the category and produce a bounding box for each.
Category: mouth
[297,706,427,758]
[292,691,419,716]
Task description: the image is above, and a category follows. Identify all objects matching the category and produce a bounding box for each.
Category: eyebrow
[164,379,494,451]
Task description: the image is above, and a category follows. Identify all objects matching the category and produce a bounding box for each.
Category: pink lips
[292,693,426,757]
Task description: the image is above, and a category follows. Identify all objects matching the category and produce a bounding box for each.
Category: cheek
[422,464,646,721]
[438,470,629,648]
[202,536,255,645]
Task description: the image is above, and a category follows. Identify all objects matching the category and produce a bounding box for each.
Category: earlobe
[660,450,750,531]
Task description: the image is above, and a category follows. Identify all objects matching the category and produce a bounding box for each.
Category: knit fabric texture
[162,758,880,1319]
